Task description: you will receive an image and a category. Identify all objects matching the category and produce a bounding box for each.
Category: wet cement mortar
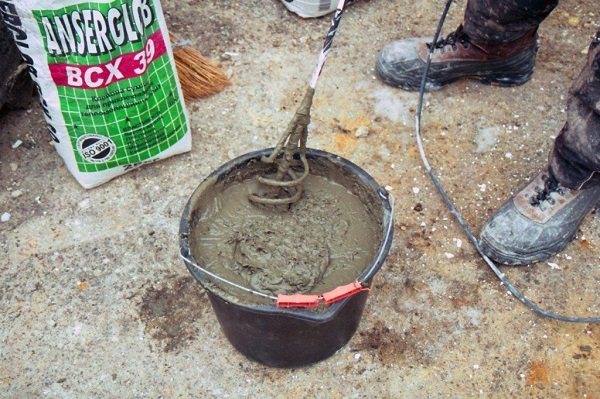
[191,175,380,299]
[1,0,599,397]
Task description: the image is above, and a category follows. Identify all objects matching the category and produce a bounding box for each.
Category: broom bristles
[170,33,230,101]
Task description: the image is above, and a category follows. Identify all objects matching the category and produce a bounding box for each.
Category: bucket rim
[179,148,394,322]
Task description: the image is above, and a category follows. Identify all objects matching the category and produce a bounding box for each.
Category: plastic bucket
[179,148,393,367]
[281,0,339,18]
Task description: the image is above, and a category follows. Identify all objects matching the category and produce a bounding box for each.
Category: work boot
[376,25,538,91]
[479,168,600,265]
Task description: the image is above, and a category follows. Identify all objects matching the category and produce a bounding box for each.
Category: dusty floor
[1,0,600,397]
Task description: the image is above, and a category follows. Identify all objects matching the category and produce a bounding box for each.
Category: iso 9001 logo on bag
[77,134,117,163]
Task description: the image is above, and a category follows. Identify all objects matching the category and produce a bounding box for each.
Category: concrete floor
[1,0,600,397]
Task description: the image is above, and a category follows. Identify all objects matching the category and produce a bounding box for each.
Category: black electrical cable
[415,0,600,323]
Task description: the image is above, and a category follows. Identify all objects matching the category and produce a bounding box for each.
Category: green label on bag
[32,0,187,172]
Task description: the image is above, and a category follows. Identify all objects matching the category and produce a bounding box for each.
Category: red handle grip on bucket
[276,282,369,308]
[321,281,368,305]
[276,294,320,308]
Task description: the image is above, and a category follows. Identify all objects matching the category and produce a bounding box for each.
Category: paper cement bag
[0,0,191,188]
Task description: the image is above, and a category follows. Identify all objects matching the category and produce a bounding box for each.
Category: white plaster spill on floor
[474,125,502,153]
[370,87,414,125]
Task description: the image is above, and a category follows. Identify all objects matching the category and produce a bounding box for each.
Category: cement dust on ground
[1,0,599,397]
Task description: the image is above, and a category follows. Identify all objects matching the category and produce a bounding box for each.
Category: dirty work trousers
[463,0,600,189]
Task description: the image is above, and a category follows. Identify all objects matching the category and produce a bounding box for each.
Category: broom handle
[309,0,346,89]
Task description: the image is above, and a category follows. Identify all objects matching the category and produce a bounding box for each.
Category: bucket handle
[181,252,372,308]
[180,253,279,301]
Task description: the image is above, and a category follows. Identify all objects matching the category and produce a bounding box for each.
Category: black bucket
[179,148,394,368]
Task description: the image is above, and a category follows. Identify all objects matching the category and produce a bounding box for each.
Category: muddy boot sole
[479,229,577,265]
[478,172,600,266]
[376,44,538,92]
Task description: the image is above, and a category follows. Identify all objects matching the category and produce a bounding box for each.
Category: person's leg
[550,31,600,189]
[463,0,558,44]
[376,0,558,91]
[479,32,600,265]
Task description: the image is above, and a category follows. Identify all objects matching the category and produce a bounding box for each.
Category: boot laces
[529,173,565,207]
[427,25,470,51]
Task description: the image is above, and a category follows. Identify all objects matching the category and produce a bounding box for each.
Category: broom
[169,33,230,101]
